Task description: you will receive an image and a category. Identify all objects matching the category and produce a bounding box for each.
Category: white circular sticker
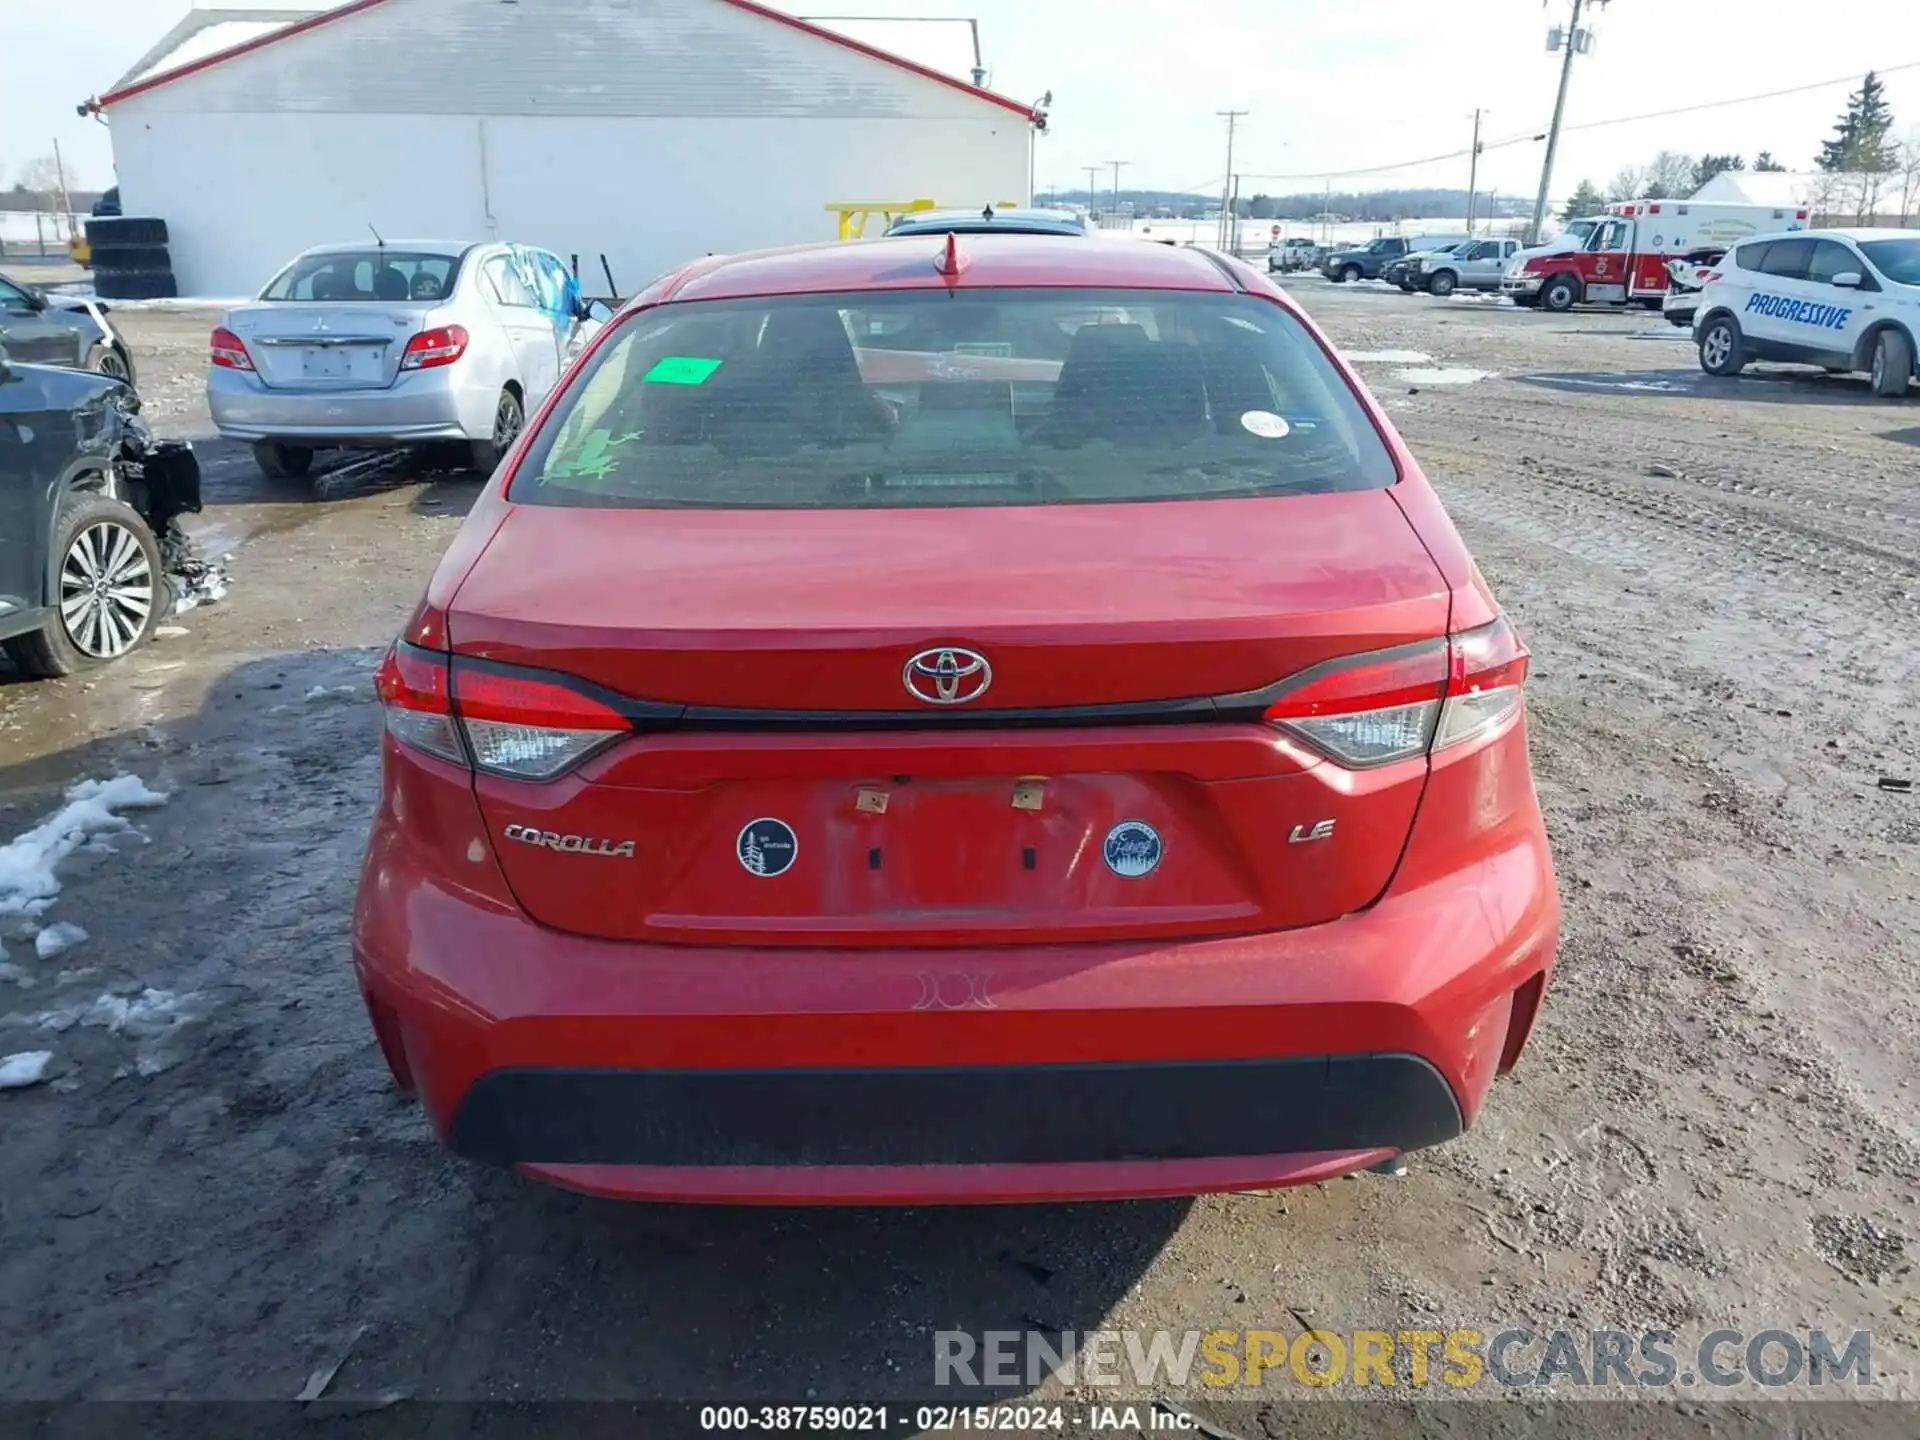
[1240,410,1291,439]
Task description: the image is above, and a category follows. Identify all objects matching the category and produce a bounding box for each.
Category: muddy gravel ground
[0,283,1913,1436]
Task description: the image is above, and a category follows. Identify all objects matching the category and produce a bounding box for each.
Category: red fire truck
[1501,199,1809,312]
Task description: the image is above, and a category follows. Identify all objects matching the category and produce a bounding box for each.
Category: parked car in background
[1694,229,1920,397]
[1410,237,1521,296]
[1268,237,1323,273]
[884,207,1088,238]
[1387,241,1471,291]
[1662,246,1727,328]
[208,241,610,481]
[354,232,1559,1203]
[1322,234,1470,283]
[0,275,136,385]
[0,349,200,675]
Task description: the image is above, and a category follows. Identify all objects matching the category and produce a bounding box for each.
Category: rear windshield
[514,288,1396,510]
[261,250,462,302]
[1860,238,1920,285]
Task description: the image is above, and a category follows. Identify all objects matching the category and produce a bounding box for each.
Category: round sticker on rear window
[1240,410,1291,439]
[738,818,798,877]
[1103,820,1163,878]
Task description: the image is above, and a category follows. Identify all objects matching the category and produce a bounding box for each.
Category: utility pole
[1465,108,1484,235]
[1216,110,1248,250]
[1107,159,1130,221]
[1528,0,1606,245]
[1084,165,1100,219]
[51,139,73,242]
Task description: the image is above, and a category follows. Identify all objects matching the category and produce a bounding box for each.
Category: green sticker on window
[643,355,723,385]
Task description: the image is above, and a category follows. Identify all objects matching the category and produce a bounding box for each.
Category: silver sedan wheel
[60,520,154,659]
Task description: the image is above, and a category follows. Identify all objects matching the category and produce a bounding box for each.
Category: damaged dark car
[0,274,136,386]
[0,347,204,676]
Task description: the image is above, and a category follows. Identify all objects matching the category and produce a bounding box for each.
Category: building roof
[107,8,323,96]
[90,0,1040,121]
[1688,169,1898,208]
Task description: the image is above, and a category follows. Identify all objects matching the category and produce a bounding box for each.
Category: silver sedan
[207,240,608,480]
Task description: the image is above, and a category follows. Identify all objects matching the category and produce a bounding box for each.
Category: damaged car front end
[0,348,220,676]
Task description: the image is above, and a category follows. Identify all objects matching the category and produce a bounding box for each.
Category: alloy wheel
[60,520,154,659]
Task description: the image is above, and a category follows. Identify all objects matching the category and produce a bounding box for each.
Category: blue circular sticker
[737,817,798,877]
[1102,820,1163,878]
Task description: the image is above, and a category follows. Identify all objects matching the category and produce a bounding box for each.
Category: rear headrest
[373,266,410,301]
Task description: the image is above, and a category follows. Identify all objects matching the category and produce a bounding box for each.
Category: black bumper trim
[447,1055,1463,1169]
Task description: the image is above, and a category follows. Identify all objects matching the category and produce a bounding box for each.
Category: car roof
[653,232,1243,304]
[295,240,481,257]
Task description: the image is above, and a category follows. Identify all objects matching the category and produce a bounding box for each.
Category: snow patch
[34,922,88,960]
[1395,367,1496,386]
[304,684,360,702]
[0,775,169,919]
[1345,350,1433,365]
[0,962,33,989]
[0,1050,53,1089]
[81,988,196,1040]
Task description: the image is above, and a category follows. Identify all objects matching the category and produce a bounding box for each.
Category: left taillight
[209,326,253,371]
[374,642,464,766]
[400,324,469,370]
[1261,615,1529,768]
[374,642,630,780]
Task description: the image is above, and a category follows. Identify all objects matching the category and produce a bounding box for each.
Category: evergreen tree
[1691,154,1745,189]
[1754,151,1787,172]
[1817,72,1897,172]
[1563,179,1605,219]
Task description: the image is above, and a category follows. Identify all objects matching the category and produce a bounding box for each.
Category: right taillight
[209,326,253,371]
[1434,614,1529,751]
[400,324,469,370]
[373,641,630,780]
[1262,616,1528,768]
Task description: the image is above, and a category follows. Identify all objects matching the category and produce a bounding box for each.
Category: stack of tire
[86,216,178,301]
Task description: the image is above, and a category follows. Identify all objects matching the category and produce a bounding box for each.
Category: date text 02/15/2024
[698,1404,1196,1431]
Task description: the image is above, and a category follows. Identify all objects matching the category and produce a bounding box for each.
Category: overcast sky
[12,0,1920,204]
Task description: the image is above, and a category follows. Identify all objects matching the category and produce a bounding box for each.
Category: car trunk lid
[449,493,1452,945]
[225,303,428,390]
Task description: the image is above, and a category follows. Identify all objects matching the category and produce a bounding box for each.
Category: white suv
[1692,228,1920,397]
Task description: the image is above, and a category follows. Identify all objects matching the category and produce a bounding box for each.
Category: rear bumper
[206,364,491,444]
[352,771,1558,1202]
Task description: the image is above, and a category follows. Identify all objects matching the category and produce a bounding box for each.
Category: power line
[1232,57,1920,188]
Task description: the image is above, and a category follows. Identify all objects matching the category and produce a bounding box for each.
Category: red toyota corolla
[351,234,1558,1204]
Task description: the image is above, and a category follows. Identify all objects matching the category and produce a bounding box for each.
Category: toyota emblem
[903,646,992,705]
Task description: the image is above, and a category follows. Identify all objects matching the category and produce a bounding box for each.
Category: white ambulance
[1502,199,1808,312]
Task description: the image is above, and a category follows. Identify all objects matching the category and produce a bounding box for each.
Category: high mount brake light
[1262,616,1529,767]
[373,643,631,779]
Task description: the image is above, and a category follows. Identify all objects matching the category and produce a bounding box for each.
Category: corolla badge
[903,647,992,705]
[1103,820,1163,878]
[503,824,635,858]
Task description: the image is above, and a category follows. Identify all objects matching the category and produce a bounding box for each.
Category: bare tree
[1805,170,1843,226]
[16,154,61,209]
[1850,168,1890,225]
[1606,164,1651,203]
[1646,150,1698,199]
[1897,130,1920,224]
